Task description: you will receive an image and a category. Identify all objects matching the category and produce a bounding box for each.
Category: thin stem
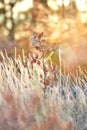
[59,45,62,86]
[42,51,46,97]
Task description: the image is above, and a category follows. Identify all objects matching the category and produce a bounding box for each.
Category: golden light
[4,0,10,4]
[49,14,59,23]
[17,0,33,12]
[56,0,69,7]
[0,2,3,8]
[79,13,87,23]
[76,0,87,11]
[13,0,33,18]
[47,0,59,11]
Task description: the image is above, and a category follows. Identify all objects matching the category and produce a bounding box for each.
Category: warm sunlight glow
[56,0,69,7]
[76,0,87,11]
[80,13,87,23]
[13,0,33,18]
[49,14,59,23]
[17,0,33,12]
[0,2,3,8]
[47,0,59,11]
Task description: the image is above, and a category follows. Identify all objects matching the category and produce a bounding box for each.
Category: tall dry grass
[0,51,87,130]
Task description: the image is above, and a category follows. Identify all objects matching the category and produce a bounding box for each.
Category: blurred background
[0,0,87,69]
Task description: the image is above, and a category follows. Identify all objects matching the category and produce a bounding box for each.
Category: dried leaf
[29,75,31,79]
[25,86,28,88]
[37,60,41,65]
[44,79,49,86]
[40,74,43,78]
[35,46,41,50]
[52,63,57,69]
[33,59,36,63]
[38,32,43,39]
[41,39,47,43]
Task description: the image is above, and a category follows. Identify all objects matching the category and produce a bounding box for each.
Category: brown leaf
[35,46,41,50]
[29,75,31,79]
[40,74,43,78]
[25,86,28,88]
[31,59,36,64]
[44,79,49,86]
[52,63,57,69]
[33,59,36,63]
[37,60,41,65]
[41,39,47,44]
[38,32,43,40]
